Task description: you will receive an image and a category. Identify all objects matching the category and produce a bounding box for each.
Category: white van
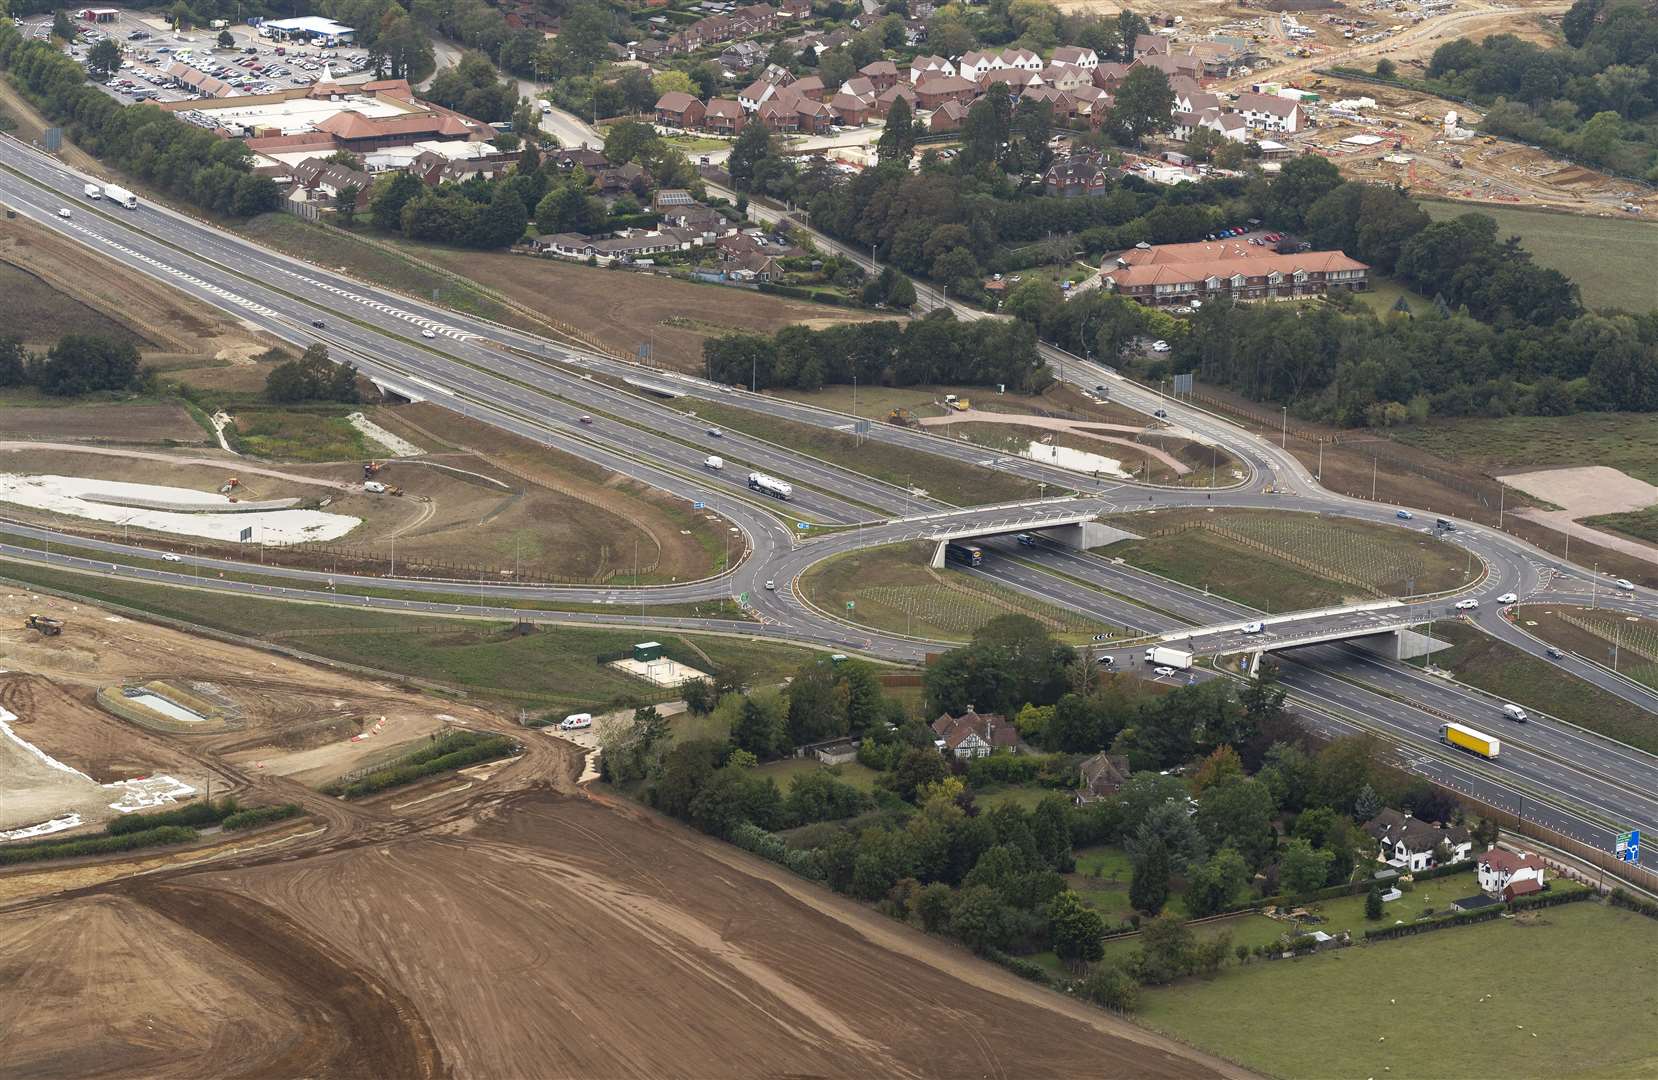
[363,480,386,493]
[704,455,724,470]
[1502,704,1528,723]
[559,712,592,731]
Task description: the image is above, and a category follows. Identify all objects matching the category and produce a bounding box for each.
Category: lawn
[1420,199,1658,313]
[753,757,883,792]
[1390,412,1658,487]
[0,559,817,708]
[1428,620,1657,752]
[232,409,370,462]
[801,540,1120,643]
[1354,274,1431,318]
[1515,603,1658,704]
[1132,900,1658,1080]
[1101,508,1468,612]
[687,400,1043,508]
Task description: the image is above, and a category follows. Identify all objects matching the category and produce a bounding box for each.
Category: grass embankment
[1420,199,1658,313]
[322,729,516,798]
[1428,620,1656,751]
[687,399,1043,507]
[0,560,821,708]
[1391,412,1658,488]
[0,799,300,866]
[1131,900,1658,1080]
[1101,509,1469,612]
[1516,601,1658,698]
[232,408,372,462]
[1582,507,1658,545]
[800,540,1119,643]
[0,260,154,348]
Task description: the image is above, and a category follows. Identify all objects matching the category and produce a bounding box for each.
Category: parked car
[1150,340,1170,352]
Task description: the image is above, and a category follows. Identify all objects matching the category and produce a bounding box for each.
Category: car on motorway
[1455,598,1480,610]
[1153,665,1176,677]
[161,553,182,562]
[311,319,325,328]
[58,208,71,218]
[1497,592,1517,604]
[578,414,592,424]
[1241,621,1264,634]
[1546,646,1564,660]
[1616,578,1635,591]
[1016,533,1037,546]
[707,427,723,437]
[421,329,436,339]
[1094,384,1109,395]
[1395,509,1413,520]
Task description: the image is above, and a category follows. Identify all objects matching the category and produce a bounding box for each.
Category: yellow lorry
[1440,722,1499,758]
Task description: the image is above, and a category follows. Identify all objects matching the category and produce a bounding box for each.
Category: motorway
[1,132,1655,873]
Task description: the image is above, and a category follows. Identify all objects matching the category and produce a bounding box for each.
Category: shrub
[105,799,237,835]
[322,731,517,798]
[221,804,304,831]
[1610,887,1658,920]
[0,825,199,866]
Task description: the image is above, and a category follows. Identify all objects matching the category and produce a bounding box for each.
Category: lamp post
[1281,405,1287,449]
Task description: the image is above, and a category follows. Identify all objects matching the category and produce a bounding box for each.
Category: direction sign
[1616,830,1641,862]
[1091,633,1109,642]
[846,601,855,610]
[692,501,705,510]
[797,521,810,530]
[239,526,253,542]
[739,592,748,604]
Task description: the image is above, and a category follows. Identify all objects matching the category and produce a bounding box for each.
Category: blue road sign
[797,521,810,530]
[692,501,705,510]
[1616,829,1640,862]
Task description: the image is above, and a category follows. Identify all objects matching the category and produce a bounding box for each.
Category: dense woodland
[602,617,1490,1002]
[0,334,143,395]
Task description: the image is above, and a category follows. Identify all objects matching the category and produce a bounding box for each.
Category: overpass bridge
[912,501,1123,566]
[1149,599,1455,671]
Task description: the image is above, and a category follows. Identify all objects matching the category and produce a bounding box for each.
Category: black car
[1546,646,1564,660]
[311,319,325,328]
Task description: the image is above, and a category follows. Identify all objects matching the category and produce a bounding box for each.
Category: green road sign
[846,601,855,610]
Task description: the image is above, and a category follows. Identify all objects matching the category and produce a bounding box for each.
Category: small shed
[633,641,664,663]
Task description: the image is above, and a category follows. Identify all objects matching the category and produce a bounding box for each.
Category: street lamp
[1281,405,1288,448]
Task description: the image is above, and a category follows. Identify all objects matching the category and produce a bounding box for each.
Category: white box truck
[1143,646,1194,670]
[83,182,102,199]
[102,184,138,209]
[703,455,724,470]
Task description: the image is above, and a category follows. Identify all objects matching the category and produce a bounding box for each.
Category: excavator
[25,614,64,637]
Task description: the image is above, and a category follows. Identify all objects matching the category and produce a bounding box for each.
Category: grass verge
[1391,413,1658,488]
[800,540,1120,643]
[321,729,517,798]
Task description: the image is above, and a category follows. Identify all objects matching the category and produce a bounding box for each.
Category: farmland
[1420,200,1658,313]
[1391,413,1658,488]
[1101,509,1468,611]
[1130,900,1658,1080]
[801,540,1120,643]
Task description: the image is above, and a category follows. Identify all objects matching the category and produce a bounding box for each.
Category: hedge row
[106,799,237,835]
[1362,903,1506,941]
[1609,888,1658,920]
[222,804,304,831]
[984,948,1050,983]
[730,821,825,882]
[0,825,198,866]
[322,732,518,799]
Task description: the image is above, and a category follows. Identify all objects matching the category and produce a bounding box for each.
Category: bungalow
[655,91,706,129]
[931,707,1020,760]
[915,74,978,110]
[1234,91,1303,133]
[549,146,610,172]
[704,98,746,134]
[1074,752,1131,804]
[1044,154,1109,197]
[927,98,968,132]
[908,54,955,85]
[859,59,899,91]
[1362,808,1473,873]
[531,229,695,265]
[1050,45,1099,70]
[1478,848,1545,899]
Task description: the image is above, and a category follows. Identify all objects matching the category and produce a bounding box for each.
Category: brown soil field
[0,404,208,445]
[403,246,894,373]
[0,261,151,349]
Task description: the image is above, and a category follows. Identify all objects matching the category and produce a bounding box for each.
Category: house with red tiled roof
[1133,50,1204,81]
[655,91,706,129]
[928,98,968,132]
[875,82,917,117]
[1478,848,1545,898]
[1092,62,1132,90]
[704,98,746,134]
[859,59,899,91]
[830,91,871,126]
[915,74,977,110]
[791,74,826,100]
[1102,249,1369,306]
[931,708,1021,760]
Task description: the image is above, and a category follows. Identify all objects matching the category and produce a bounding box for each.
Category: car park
[1455,598,1479,610]
[1496,592,1517,604]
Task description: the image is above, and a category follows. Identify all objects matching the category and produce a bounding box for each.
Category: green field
[1391,412,1658,487]
[1428,621,1657,751]
[232,409,371,462]
[1354,274,1432,318]
[1516,604,1658,702]
[1420,200,1658,313]
[800,540,1120,643]
[752,757,883,792]
[687,400,1043,508]
[1582,506,1658,545]
[1132,900,1658,1080]
[1101,509,1469,612]
[0,560,817,708]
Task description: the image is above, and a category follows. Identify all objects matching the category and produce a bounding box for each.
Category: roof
[1237,91,1301,117]
[1079,752,1130,794]
[916,75,976,94]
[1135,33,1169,54]
[792,75,825,94]
[830,91,870,113]
[1481,848,1542,874]
[1105,250,1369,290]
[1504,878,1544,898]
[316,110,476,141]
[1051,45,1095,65]
[841,75,876,100]
[931,708,1018,751]
[705,98,744,119]
[264,16,354,35]
[655,91,701,112]
[860,60,898,75]
[1117,239,1276,265]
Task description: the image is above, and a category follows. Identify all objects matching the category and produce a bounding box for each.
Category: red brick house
[874,83,916,117]
[915,74,977,110]
[928,98,968,131]
[655,91,706,129]
[704,98,746,134]
[791,74,826,100]
[859,59,898,91]
[1102,250,1370,306]
[830,91,870,126]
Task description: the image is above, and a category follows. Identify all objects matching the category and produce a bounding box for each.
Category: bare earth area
[1500,466,1658,563]
[0,405,208,446]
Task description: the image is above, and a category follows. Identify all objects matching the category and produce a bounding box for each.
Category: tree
[1081,959,1139,1011]
[1194,778,1276,870]
[1374,57,1396,79]
[1189,744,1244,796]
[875,95,919,166]
[217,29,234,48]
[651,69,695,98]
[911,881,955,931]
[35,334,140,396]
[1049,890,1107,962]
[886,747,949,803]
[0,338,25,388]
[604,120,661,167]
[1108,65,1174,144]
[1365,881,1385,921]
[335,183,361,225]
[1129,840,1170,914]
[732,690,787,758]
[1354,782,1383,822]
[1183,847,1250,917]
[86,39,121,80]
[1269,154,1345,231]
[1472,815,1500,850]
[682,678,715,715]
[786,660,849,746]
[51,10,74,41]
[950,885,1012,953]
[1136,913,1193,984]
[960,83,1013,168]
[1279,839,1334,897]
[371,171,425,233]
[727,122,775,191]
[650,739,723,819]
[168,1,190,30]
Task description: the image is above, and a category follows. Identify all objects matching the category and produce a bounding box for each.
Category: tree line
[0,26,280,217]
[701,311,1045,393]
[0,333,143,396]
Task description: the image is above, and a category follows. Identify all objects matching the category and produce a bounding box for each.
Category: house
[791,75,826,100]
[760,63,797,88]
[1050,45,1099,71]
[1024,86,1076,119]
[1132,50,1204,81]
[1133,32,1170,58]
[1001,47,1044,72]
[549,145,609,172]
[291,157,373,208]
[1074,752,1131,804]
[840,75,877,102]
[718,40,765,75]
[875,83,917,117]
[1040,64,1092,94]
[1092,61,1131,90]
[1362,808,1473,873]
[931,707,1020,760]
[739,78,781,112]
[980,68,1042,94]
[779,0,812,18]
[830,91,871,126]
[704,97,746,134]
[1234,91,1303,133]
[593,161,648,195]
[927,98,969,132]
[909,54,955,85]
[1044,154,1109,196]
[1070,84,1110,121]
[1478,848,1545,899]
[915,74,978,110]
[655,91,706,129]
[859,59,899,91]
[956,50,1004,80]
[1102,248,1369,306]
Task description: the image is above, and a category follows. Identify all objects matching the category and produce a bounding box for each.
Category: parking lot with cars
[19,12,375,107]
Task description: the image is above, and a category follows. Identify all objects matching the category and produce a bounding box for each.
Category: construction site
[0,584,1239,1079]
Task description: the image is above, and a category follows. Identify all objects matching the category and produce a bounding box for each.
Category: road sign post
[1616,830,1641,862]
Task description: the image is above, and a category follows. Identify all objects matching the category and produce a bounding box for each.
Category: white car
[764,579,776,591]
[1241,621,1264,634]
[1153,665,1176,677]
[1455,598,1480,610]
[1496,592,1517,604]
[161,553,182,562]
[1616,578,1635,591]
[58,208,72,219]
[420,329,436,339]
[1150,340,1170,352]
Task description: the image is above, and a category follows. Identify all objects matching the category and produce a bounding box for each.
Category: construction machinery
[943,394,971,412]
[363,461,385,478]
[25,614,64,636]
[387,485,405,497]
[887,407,916,426]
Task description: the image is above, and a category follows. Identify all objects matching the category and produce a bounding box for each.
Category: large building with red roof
[1102,243,1368,306]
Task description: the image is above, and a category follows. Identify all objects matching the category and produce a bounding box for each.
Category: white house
[1050,45,1099,71]
[1001,47,1044,72]
[908,54,955,84]
[1234,91,1304,133]
[1478,848,1546,899]
[955,50,1003,80]
[1362,808,1473,873]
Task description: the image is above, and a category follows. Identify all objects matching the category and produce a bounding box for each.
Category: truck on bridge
[1144,646,1193,670]
[1440,722,1499,758]
[747,471,792,500]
